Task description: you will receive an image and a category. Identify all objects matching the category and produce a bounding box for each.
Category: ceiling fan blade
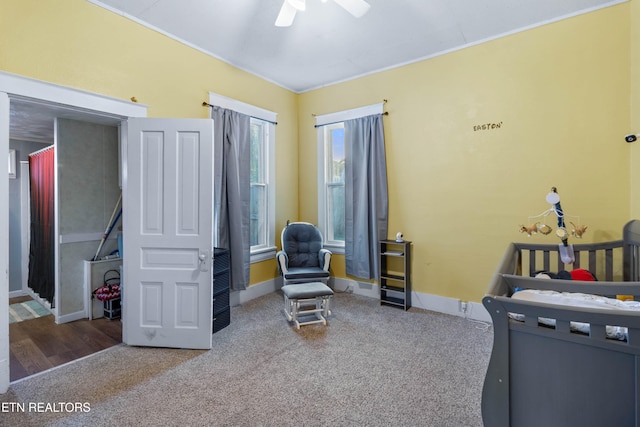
[275,1,297,27]
[333,0,370,18]
[287,0,306,11]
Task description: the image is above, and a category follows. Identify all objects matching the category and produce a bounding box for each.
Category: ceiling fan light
[287,0,306,11]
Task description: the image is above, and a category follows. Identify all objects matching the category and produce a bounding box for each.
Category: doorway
[0,71,148,392]
[8,101,124,381]
[9,100,123,318]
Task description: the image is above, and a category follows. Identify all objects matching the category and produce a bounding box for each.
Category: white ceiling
[10,99,122,144]
[89,0,625,93]
[9,0,626,142]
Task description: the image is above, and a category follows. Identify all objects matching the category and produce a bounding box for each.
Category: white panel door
[0,92,10,393]
[123,118,213,349]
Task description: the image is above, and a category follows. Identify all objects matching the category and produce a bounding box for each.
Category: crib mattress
[509,289,640,340]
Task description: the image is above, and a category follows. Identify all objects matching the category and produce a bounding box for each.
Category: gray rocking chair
[276,221,332,286]
[276,222,333,328]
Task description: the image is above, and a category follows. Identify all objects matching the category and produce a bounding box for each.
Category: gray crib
[482,219,640,427]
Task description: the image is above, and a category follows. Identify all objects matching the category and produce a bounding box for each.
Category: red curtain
[28,146,55,305]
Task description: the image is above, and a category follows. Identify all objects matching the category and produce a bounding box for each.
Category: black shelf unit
[379,240,411,310]
[213,247,230,333]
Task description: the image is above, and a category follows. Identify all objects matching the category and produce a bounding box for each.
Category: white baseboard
[332,277,490,323]
[238,277,492,324]
[8,290,26,299]
[56,310,86,324]
[230,278,279,307]
[331,277,379,299]
[411,291,492,323]
[15,278,490,325]
[12,287,84,324]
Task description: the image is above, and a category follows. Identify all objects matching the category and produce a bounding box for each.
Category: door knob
[198,251,209,272]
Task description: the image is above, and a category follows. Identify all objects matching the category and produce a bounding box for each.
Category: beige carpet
[0,291,493,426]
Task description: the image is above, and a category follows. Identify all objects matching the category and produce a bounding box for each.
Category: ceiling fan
[275,0,371,27]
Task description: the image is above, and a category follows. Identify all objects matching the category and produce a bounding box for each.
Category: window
[320,123,345,248]
[249,117,276,262]
[316,103,384,253]
[209,92,276,263]
[250,118,270,250]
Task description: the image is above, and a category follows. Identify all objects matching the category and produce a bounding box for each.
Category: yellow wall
[0,0,298,285]
[631,0,640,217]
[1,1,635,301]
[299,4,632,302]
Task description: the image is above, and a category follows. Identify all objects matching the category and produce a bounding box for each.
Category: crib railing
[513,240,622,281]
[486,220,640,300]
[624,219,640,282]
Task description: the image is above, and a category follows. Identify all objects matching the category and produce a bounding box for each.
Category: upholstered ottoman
[281,282,334,329]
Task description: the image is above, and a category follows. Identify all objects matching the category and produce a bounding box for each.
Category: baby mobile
[519,187,588,264]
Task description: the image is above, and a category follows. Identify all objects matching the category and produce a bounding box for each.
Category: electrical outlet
[460,301,468,313]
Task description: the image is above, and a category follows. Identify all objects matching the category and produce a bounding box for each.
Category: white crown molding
[0,71,147,118]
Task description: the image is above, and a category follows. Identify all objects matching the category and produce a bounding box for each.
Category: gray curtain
[212,107,251,291]
[344,114,388,280]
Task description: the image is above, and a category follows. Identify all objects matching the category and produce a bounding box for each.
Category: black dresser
[213,247,231,333]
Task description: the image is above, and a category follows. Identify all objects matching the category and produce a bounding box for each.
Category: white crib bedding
[508,289,640,341]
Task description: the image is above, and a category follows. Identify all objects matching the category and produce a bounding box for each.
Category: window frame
[209,92,277,263]
[315,103,384,255]
[317,123,346,252]
[248,117,274,260]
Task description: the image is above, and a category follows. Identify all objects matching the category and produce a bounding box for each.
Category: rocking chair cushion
[283,267,330,281]
[276,222,332,285]
[281,282,334,299]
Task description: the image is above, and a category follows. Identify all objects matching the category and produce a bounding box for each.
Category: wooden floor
[9,296,122,382]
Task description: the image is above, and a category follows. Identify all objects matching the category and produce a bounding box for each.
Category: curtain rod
[202,102,278,125]
[29,144,55,157]
[313,111,388,128]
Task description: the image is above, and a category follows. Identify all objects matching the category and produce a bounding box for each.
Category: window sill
[323,243,345,255]
[250,246,277,264]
